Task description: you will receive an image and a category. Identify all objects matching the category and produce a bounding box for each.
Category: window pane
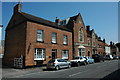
[78,48,85,56]
[37,30,44,42]
[63,35,68,44]
[79,28,83,42]
[34,48,45,60]
[52,32,57,43]
[62,50,68,59]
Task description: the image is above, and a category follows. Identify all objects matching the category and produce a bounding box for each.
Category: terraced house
[3,3,106,68]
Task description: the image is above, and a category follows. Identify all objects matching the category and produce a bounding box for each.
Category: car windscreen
[48,60,55,63]
[74,57,79,59]
[74,57,82,59]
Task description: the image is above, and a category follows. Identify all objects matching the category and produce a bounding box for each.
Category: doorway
[52,49,57,59]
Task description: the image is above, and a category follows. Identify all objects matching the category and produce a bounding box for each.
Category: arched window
[79,28,84,42]
[88,39,90,46]
[92,33,96,47]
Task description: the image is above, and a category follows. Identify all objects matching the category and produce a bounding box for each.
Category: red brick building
[110,41,117,56]
[3,3,106,68]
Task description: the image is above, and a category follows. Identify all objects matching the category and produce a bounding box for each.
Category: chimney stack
[55,17,60,25]
[86,25,90,32]
[98,37,101,40]
[110,41,113,46]
[14,3,22,14]
[103,38,105,43]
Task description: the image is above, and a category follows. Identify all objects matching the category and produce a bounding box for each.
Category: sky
[1,2,118,44]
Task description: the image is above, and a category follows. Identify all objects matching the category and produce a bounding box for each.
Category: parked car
[113,56,119,60]
[46,59,71,70]
[85,56,94,64]
[70,56,87,66]
[105,55,113,60]
[92,54,105,62]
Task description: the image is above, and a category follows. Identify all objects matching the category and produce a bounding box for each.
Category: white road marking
[69,69,90,77]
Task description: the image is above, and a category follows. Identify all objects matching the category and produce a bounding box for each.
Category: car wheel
[77,62,81,66]
[87,61,89,64]
[68,64,71,68]
[84,61,86,65]
[55,66,59,70]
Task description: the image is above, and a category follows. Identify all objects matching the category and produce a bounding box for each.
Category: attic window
[60,20,66,25]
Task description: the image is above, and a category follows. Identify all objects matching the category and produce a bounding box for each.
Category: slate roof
[68,13,81,22]
[19,12,72,32]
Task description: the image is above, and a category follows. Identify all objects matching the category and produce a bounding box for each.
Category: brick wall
[25,21,72,66]
[3,22,26,67]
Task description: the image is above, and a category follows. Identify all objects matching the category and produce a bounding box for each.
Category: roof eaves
[19,12,72,32]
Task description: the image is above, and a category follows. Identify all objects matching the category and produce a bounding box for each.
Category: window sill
[63,44,68,46]
[37,41,44,43]
[51,42,57,44]
[62,57,68,60]
[34,58,45,60]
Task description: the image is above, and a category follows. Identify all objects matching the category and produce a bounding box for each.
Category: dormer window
[60,20,66,25]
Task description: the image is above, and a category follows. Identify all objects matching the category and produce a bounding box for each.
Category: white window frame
[34,48,45,60]
[52,32,57,43]
[92,32,96,47]
[78,48,85,56]
[63,35,68,45]
[79,28,84,42]
[37,30,44,42]
[62,50,68,59]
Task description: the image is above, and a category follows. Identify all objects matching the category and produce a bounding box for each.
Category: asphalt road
[9,60,119,79]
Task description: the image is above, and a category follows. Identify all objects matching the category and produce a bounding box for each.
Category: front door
[52,49,57,59]
[93,49,96,54]
[88,51,90,56]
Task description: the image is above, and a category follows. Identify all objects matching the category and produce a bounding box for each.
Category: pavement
[2,65,46,78]
[1,60,120,79]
